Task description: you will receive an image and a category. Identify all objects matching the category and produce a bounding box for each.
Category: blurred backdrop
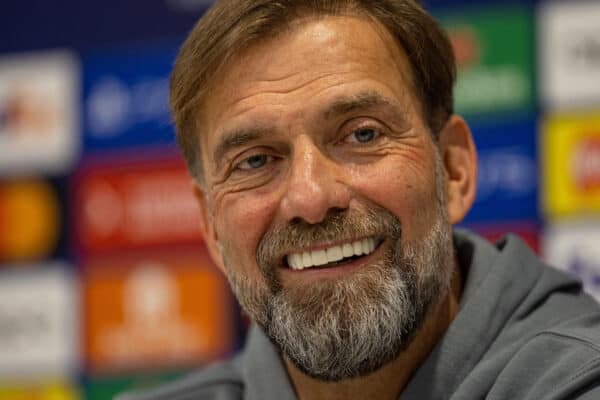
[1,0,599,398]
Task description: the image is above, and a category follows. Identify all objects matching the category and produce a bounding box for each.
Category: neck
[286,262,463,400]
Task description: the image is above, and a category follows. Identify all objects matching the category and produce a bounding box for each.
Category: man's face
[196,15,456,380]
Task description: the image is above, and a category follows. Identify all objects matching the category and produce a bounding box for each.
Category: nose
[279,137,351,224]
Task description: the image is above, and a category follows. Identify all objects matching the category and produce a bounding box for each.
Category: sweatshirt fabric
[118,230,600,399]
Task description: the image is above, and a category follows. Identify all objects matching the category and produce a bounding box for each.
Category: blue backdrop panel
[82,42,179,153]
[464,118,538,223]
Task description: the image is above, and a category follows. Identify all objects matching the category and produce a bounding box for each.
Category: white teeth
[302,252,312,268]
[326,246,344,263]
[342,243,354,258]
[313,250,328,266]
[361,238,369,254]
[353,240,363,255]
[290,254,302,270]
[286,237,379,270]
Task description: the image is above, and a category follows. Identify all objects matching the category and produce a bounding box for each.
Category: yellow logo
[543,113,600,218]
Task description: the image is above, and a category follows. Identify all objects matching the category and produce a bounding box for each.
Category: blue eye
[238,154,271,170]
[350,127,379,143]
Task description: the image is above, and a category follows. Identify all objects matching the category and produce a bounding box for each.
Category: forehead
[199,15,421,152]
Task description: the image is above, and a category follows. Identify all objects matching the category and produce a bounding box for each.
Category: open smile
[284,237,383,271]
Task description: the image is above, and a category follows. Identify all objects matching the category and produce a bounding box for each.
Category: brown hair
[170,0,456,181]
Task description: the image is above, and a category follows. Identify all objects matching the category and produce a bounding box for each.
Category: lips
[285,237,379,270]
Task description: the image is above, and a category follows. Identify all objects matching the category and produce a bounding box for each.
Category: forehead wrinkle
[228,71,349,112]
[254,69,304,83]
[203,16,423,181]
[212,90,409,174]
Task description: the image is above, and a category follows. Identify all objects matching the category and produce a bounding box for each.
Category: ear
[438,115,478,225]
[193,181,227,274]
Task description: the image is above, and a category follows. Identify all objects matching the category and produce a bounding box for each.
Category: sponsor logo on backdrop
[572,136,600,192]
[539,1,600,108]
[0,51,79,174]
[449,27,480,69]
[0,180,60,262]
[83,44,177,151]
[84,249,234,372]
[570,34,600,70]
[0,265,78,378]
[440,6,534,116]
[543,114,600,217]
[87,76,169,138]
[477,149,536,201]
[74,156,203,254]
[453,65,528,113]
[544,223,600,301]
[463,119,538,223]
[106,263,199,360]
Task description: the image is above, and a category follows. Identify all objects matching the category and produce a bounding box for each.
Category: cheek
[349,157,439,238]
[213,190,278,265]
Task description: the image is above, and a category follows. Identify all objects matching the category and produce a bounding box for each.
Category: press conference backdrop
[0,0,599,398]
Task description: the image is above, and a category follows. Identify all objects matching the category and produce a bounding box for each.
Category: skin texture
[193,15,477,400]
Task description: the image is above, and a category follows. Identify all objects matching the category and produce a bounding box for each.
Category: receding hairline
[170,0,456,183]
[194,12,427,172]
[197,10,412,115]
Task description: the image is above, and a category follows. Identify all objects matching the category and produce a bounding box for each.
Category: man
[120,1,600,399]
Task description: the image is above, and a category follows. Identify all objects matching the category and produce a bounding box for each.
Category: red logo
[572,136,600,192]
[448,27,481,69]
[74,155,204,255]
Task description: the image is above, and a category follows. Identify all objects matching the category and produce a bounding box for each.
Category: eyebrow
[323,91,406,120]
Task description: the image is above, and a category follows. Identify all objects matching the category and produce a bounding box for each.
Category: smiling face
[193,14,474,380]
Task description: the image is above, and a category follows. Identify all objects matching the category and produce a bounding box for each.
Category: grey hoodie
[118,230,600,399]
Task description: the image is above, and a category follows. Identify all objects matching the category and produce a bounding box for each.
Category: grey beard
[221,154,453,381]
[269,215,451,380]
[223,207,453,381]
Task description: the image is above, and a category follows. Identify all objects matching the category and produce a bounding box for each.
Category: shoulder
[115,357,245,400]
[116,325,297,400]
[455,230,600,398]
[491,313,600,399]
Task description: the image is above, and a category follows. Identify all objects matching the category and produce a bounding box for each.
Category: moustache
[256,206,402,278]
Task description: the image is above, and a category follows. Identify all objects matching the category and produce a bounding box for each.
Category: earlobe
[192,181,227,273]
[438,115,478,224]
